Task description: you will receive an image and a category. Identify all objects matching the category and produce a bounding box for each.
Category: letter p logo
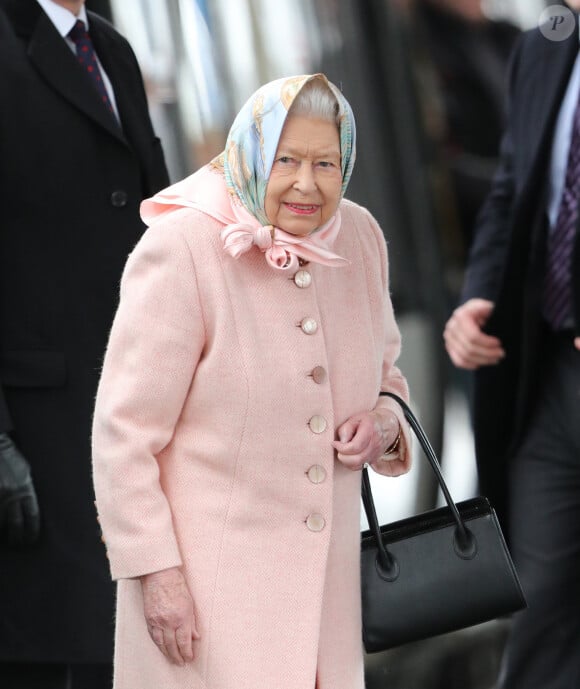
[550,15,565,31]
[539,6,575,42]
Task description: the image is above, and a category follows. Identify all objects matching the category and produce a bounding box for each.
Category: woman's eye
[317,160,336,168]
[277,156,293,164]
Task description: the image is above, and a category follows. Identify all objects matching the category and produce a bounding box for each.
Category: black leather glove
[0,432,40,546]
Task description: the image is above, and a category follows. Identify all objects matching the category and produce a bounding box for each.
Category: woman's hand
[140,566,200,665]
[444,298,505,370]
[333,409,400,471]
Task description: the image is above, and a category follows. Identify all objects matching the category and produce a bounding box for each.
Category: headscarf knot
[220,223,268,259]
[220,217,349,272]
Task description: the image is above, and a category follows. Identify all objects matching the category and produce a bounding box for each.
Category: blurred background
[86,1,549,686]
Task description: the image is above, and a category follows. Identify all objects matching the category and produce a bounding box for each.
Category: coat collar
[522,25,579,178]
[5,0,128,145]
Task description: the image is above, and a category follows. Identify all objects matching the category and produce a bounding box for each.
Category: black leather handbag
[361,392,526,653]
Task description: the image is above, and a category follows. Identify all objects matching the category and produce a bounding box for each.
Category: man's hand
[0,432,41,546]
[141,566,200,665]
[444,298,506,370]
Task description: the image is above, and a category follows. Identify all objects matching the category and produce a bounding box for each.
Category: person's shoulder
[337,199,389,287]
[87,10,133,51]
[0,0,36,38]
[340,197,373,220]
[516,19,576,61]
[142,205,224,258]
[507,20,578,94]
[339,198,381,233]
[338,198,387,255]
[520,24,547,50]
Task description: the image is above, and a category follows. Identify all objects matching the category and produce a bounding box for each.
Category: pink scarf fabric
[141,165,349,273]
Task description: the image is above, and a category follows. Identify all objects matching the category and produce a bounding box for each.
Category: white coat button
[300,317,318,335]
[294,270,312,288]
[308,415,327,434]
[306,513,326,532]
[307,465,327,484]
[311,366,327,384]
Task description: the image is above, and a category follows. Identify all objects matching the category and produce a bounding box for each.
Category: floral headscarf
[223,73,356,226]
[141,74,357,272]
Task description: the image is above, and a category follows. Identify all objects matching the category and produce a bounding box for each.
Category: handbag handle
[361,392,475,579]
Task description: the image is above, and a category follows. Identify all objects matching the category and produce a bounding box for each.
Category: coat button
[300,317,318,335]
[294,270,312,288]
[308,415,327,434]
[311,366,327,384]
[306,513,326,532]
[110,190,128,207]
[307,465,327,484]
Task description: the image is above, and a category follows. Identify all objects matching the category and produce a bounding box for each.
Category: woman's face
[264,115,342,236]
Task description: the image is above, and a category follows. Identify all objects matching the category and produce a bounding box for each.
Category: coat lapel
[522,29,578,185]
[89,16,141,147]
[27,10,127,146]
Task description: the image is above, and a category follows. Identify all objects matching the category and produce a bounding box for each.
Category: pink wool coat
[92,198,411,689]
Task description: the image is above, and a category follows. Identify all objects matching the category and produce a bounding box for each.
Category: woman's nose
[293,163,317,193]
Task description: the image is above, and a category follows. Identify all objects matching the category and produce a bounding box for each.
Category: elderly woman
[92,73,411,689]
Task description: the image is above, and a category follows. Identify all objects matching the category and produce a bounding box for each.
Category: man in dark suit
[444,3,580,688]
[0,0,169,687]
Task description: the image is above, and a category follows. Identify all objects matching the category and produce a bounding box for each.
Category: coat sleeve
[362,208,412,478]
[92,219,205,580]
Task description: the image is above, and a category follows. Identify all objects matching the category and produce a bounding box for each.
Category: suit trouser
[497,333,580,689]
[0,662,112,689]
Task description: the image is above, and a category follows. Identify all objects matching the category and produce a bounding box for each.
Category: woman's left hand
[333,409,400,471]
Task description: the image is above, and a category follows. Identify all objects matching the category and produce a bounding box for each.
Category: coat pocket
[0,350,67,388]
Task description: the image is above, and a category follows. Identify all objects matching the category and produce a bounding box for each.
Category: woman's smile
[283,202,320,215]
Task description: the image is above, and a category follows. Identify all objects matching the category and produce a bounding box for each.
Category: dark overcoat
[0,0,169,662]
[462,21,580,529]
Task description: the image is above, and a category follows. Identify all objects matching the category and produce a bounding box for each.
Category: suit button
[300,317,318,335]
[294,269,312,288]
[110,190,128,207]
[308,415,327,434]
[306,513,326,532]
[311,366,327,384]
[307,465,327,484]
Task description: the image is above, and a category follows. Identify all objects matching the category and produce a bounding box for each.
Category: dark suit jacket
[461,21,580,529]
[0,0,169,663]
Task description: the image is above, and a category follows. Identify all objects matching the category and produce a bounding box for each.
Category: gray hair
[288,77,340,125]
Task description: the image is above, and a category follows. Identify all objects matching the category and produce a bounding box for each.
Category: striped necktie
[543,92,580,330]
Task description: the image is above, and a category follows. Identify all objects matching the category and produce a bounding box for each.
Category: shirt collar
[35,0,89,38]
